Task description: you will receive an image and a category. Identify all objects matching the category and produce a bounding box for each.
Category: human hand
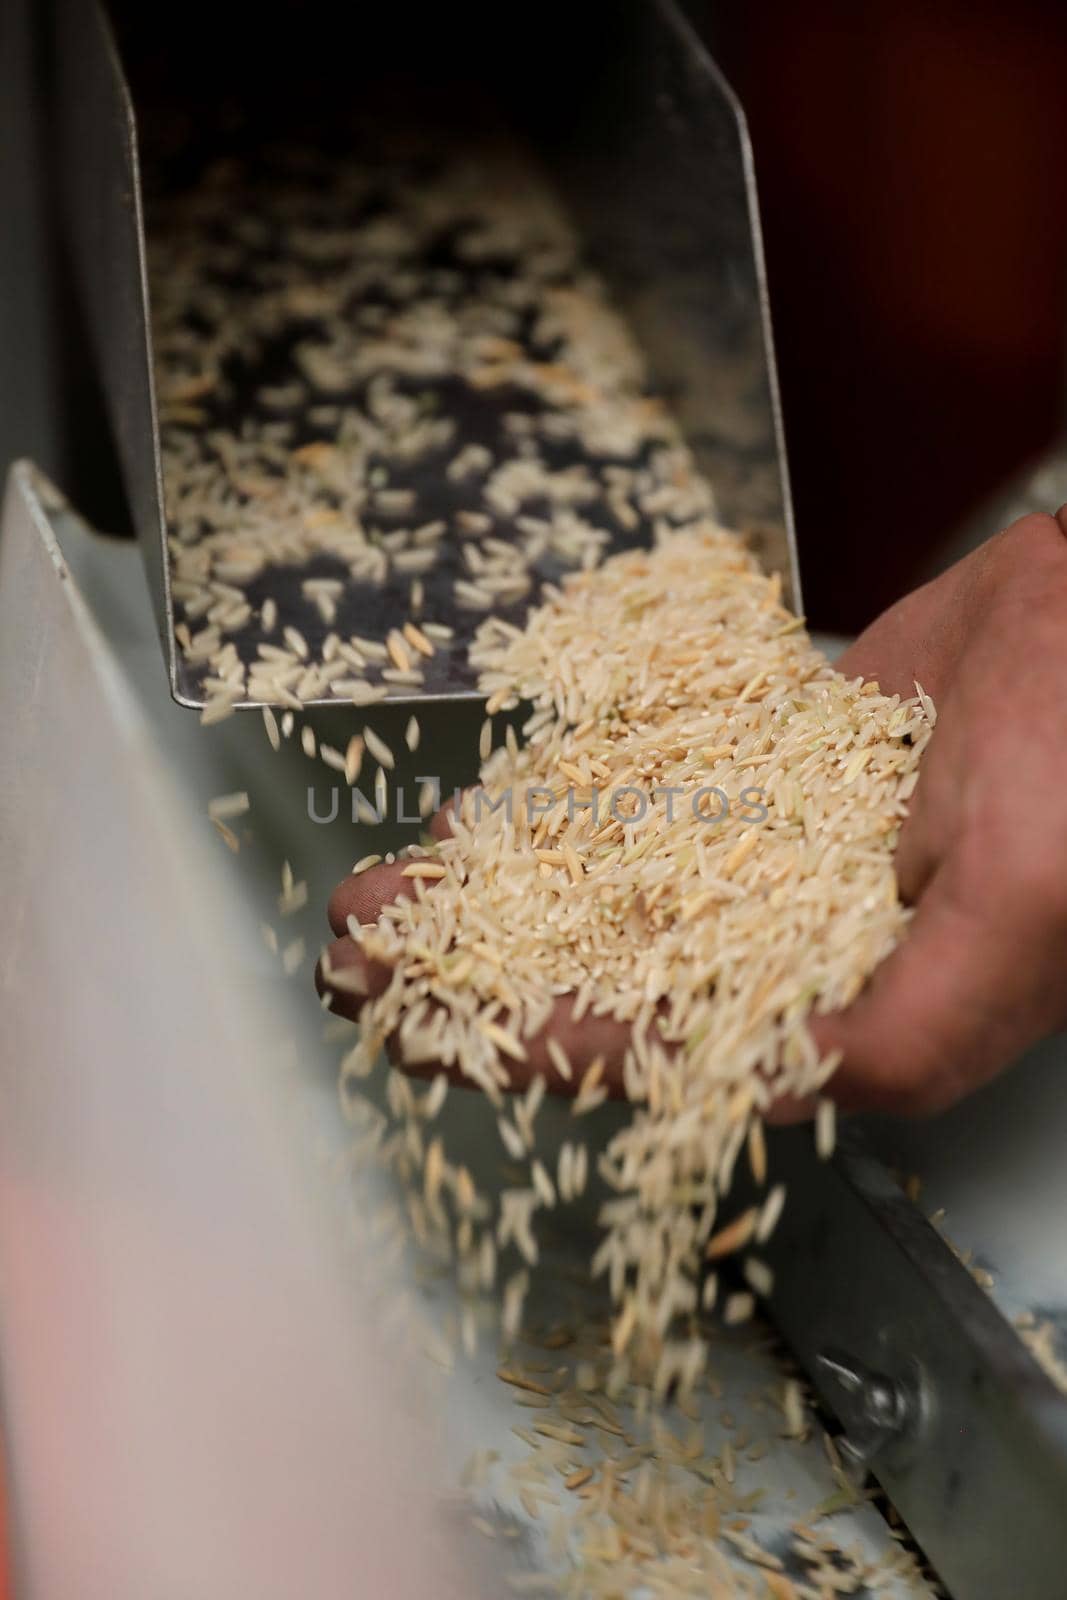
[779,507,1067,1116]
[321,510,1067,1116]
[320,802,635,1095]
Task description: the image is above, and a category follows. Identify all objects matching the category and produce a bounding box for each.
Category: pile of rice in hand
[332,518,932,1370]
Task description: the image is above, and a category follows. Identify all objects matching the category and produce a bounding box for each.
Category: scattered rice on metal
[151,148,695,706]
[183,142,938,1597]
[340,516,930,1370]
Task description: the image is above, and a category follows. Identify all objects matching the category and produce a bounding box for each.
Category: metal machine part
[19,7,1067,1592]
[545,0,798,591]
[0,464,503,1600]
[48,0,798,709]
[816,1349,926,1468]
[762,1124,1067,1600]
[0,466,931,1597]
[52,0,168,650]
[16,453,1067,1597]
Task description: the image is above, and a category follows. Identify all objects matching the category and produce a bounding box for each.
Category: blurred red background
[710,0,1067,631]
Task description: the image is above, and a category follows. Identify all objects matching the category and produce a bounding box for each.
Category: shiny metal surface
[51,0,798,711]
[551,0,799,609]
[762,1125,1067,1600]
[815,1349,924,1467]
[0,463,501,1600]
[52,0,171,661]
[0,468,927,1596]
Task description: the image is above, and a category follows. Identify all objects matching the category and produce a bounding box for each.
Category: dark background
[708,0,1067,629]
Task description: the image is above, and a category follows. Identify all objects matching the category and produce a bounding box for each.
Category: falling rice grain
[480,1018,528,1062]
[281,937,306,976]
[364,725,395,770]
[262,706,281,751]
[200,694,237,727]
[756,1184,787,1245]
[531,1161,556,1208]
[343,736,365,785]
[502,1270,530,1341]
[723,1292,755,1327]
[815,1098,837,1161]
[705,1208,759,1261]
[208,790,250,821]
[743,1257,774,1298]
[546,1037,572,1083]
[747,1119,767,1187]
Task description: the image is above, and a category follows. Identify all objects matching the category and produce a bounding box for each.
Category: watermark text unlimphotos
[307,779,768,828]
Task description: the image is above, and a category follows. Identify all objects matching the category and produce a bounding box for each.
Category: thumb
[803,864,1050,1116]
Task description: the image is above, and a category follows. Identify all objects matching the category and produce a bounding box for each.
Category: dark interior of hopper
[46,0,790,597]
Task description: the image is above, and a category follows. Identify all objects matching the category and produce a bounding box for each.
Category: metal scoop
[53,0,798,710]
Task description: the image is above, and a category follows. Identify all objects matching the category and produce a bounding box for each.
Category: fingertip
[317,934,394,1020]
[807,970,970,1118]
[327,861,414,935]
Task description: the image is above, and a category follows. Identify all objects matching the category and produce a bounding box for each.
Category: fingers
[832,582,952,702]
[326,799,456,935]
[800,862,1058,1116]
[459,995,633,1097]
[321,857,416,1015]
[319,957,634,1095]
[320,822,638,1091]
[331,797,1042,1122]
[315,931,396,1014]
[327,860,413,935]
[320,792,637,1093]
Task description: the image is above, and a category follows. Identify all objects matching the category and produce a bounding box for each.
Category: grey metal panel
[1,468,929,1596]
[0,462,501,1600]
[52,0,173,680]
[763,1126,1067,1600]
[49,0,798,710]
[551,0,800,612]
